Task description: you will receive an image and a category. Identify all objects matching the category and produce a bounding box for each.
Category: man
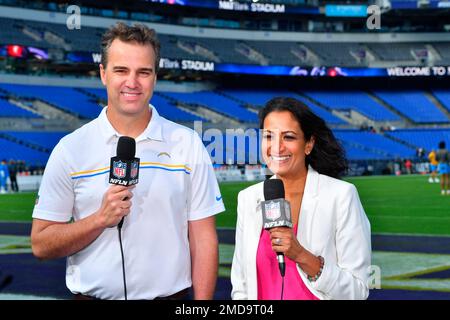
[0,159,9,194]
[31,23,224,300]
[8,160,19,192]
[436,141,450,195]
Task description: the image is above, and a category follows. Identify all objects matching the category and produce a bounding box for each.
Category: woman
[231,97,371,300]
[436,141,450,195]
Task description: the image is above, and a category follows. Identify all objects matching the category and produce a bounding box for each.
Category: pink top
[256,224,319,300]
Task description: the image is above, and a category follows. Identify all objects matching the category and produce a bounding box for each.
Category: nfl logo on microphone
[113,161,127,179]
[265,201,281,221]
[130,161,139,179]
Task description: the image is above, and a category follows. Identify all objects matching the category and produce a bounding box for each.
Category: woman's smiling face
[262,110,314,178]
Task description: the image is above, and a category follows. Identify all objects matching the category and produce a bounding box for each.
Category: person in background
[436,141,450,195]
[231,97,371,300]
[8,160,19,192]
[0,159,9,194]
[404,159,412,175]
[427,149,439,183]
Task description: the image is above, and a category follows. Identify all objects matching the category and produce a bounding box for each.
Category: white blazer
[231,166,371,300]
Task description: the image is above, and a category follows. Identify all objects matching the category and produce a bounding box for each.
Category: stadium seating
[374,90,449,123]
[334,130,416,159]
[0,84,103,119]
[82,88,107,101]
[305,43,366,66]
[367,43,420,61]
[431,89,450,112]
[162,91,258,122]
[0,97,41,118]
[302,90,400,121]
[0,136,49,165]
[150,94,206,122]
[1,131,67,150]
[3,17,448,68]
[431,43,450,65]
[385,128,450,152]
[340,142,391,160]
[82,88,205,122]
[219,89,346,125]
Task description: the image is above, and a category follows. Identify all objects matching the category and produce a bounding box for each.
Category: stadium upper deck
[0,1,450,166]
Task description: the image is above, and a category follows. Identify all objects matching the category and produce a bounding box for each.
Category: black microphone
[261,179,293,277]
[109,136,140,229]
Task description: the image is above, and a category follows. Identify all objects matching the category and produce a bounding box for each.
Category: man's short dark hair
[101,22,160,73]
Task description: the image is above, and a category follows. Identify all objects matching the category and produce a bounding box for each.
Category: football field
[1,174,450,299]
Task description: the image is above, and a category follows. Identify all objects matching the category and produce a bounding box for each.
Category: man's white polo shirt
[32,105,225,300]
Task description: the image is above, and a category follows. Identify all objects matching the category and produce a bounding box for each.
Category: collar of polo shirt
[99,104,164,144]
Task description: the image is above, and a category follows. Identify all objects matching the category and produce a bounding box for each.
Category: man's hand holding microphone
[95,136,139,229]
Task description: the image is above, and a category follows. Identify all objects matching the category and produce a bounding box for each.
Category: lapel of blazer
[246,182,264,299]
[297,166,320,251]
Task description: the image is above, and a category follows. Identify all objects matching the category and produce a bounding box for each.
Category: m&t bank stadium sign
[218,1,285,13]
[159,58,215,72]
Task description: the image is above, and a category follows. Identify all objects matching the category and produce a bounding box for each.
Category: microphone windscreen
[264,179,285,201]
[117,136,136,160]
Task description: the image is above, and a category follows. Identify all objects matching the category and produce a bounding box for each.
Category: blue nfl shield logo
[130,161,138,179]
[113,161,126,178]
[265,201,281,221]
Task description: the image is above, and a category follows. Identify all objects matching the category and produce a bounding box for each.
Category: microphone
[109,136,140,229]
[261,179,293,277]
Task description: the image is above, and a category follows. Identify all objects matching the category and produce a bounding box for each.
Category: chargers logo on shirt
[113,161,127,179]
[130,161,139,179]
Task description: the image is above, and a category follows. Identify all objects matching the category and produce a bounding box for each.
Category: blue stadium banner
[324,4,368,17]
[63,51,450,77]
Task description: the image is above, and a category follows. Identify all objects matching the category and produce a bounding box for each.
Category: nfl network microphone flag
[109,136,140,186]
[110,159,140,185]
[262,199,293,229]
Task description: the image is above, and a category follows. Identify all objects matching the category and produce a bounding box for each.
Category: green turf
[1,175,450,235]
[0,192,37,222]
[346,175,450,235]
[216,181,254,228]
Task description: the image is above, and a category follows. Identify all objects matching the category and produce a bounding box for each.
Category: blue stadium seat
[162,91,258,122]
[385,128,450,151]
[150,95,205,122]
[0,137,49,166]
[220,89,345,125]
[374,90,449,123]
[80,88,205,122]
[431,89,450,113]
[303,91,400,121]
[0,98,41,118]
[334,130,416,159]
[0,84,103,119]
[2,131,68,150]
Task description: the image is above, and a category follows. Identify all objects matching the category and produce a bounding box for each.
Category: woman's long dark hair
[259,97,348,179]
